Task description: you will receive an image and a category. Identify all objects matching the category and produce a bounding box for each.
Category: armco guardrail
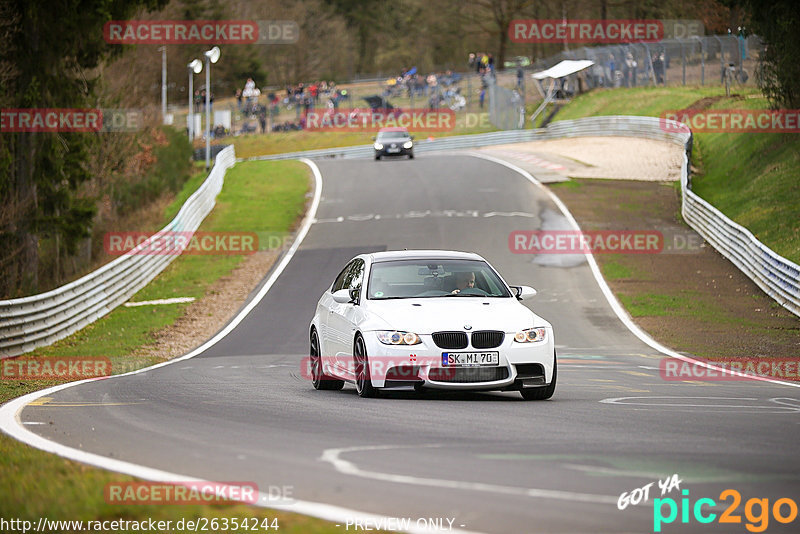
[242,129,544,162]
[242,118,690,162]
[245,116,799,317]
[3,117,795,358]
[540,116,799,317]
[0,145,237,358]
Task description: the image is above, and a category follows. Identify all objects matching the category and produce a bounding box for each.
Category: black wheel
[413,382,426,393]
[310,329,344,391]
[375,155,381,161]
[354,335,378,398]
[520,355,557,400]
[408,153,414,159]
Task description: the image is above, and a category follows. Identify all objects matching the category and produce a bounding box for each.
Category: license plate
[442,352,499,366]
[387,147,400,153]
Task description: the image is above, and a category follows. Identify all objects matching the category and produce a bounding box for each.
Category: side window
[332,261,355,292]
[347,260,365,293]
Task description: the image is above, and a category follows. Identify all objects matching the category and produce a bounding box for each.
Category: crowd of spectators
[193,89,214,113]
[382,68,467,110]
[226,57,489,135]
[469,52,495,75]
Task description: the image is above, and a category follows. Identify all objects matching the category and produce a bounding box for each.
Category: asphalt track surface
[16,155,800,533]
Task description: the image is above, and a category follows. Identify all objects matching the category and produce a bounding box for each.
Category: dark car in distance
[373,127,414,160]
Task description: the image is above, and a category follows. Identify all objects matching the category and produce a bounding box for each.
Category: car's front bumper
[361,330,555,390]
[375,147,412,157]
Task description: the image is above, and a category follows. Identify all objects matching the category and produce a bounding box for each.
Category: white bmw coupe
[308,250,556,399]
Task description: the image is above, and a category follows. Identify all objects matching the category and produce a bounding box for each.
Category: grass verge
[1,160,341,533]
[553,85,799,263]
[215,113,499,159]
[546,176,798,362]
[547,83,800,355]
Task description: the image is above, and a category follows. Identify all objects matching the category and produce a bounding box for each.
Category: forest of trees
[113,0,747,103]
[0,0,796,298]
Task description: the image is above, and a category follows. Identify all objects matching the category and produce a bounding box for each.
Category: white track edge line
[0,159,471,534]
[468,152,800,390]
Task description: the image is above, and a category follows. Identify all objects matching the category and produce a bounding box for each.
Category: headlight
[374,142,384,150]
[513,327,547,343]
[376,331,421,345]
[403,140,413,149]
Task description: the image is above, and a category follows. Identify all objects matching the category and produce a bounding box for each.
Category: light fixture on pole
[187,59,202,141]
[158,46,167,124]
[203,46,220,170]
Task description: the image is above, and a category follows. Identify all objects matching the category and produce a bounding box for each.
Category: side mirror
[372,136,376,141]
[332,289,353,303]
[410,135,415,140]
[511,285,537,301]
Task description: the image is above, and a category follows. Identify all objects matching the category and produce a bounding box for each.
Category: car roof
[377,127,409,133]
[368,250,485,263]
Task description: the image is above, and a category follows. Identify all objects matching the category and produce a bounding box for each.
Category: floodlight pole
[188,66,194,140]
[187,59,202,141]
[159,46,167,124]
[205,60,211,169]
[203,47,220,170]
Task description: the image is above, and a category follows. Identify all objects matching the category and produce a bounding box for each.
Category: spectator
[624,52,637,87]
[426,73,437,95]
[653,54,664,85]
[258,107,267,134]
[193,90,202,113]
[294,88,303,118]
[242,78,260,114]
[479,87,485,109]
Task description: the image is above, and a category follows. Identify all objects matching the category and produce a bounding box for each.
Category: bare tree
[464,0,537,70]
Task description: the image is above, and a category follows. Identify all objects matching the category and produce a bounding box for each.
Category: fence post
[681,40,686,85]
[714,35,725,83]
[695,36,705,85]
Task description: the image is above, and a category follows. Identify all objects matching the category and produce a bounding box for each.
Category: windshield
[377,131,409,140]
[368,259,511,299]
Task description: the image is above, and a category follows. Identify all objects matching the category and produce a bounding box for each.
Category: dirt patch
[129,180,315,362]
[484,136,685,181]
[682,95,726,110]
[549,179,799,361]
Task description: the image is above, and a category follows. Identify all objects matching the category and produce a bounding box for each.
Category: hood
[362,297,546,334]
[379,136,411,144]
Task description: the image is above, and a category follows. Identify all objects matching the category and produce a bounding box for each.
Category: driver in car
[451,271,476,294]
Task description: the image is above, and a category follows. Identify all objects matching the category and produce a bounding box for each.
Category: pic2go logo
[653,489,799,533]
